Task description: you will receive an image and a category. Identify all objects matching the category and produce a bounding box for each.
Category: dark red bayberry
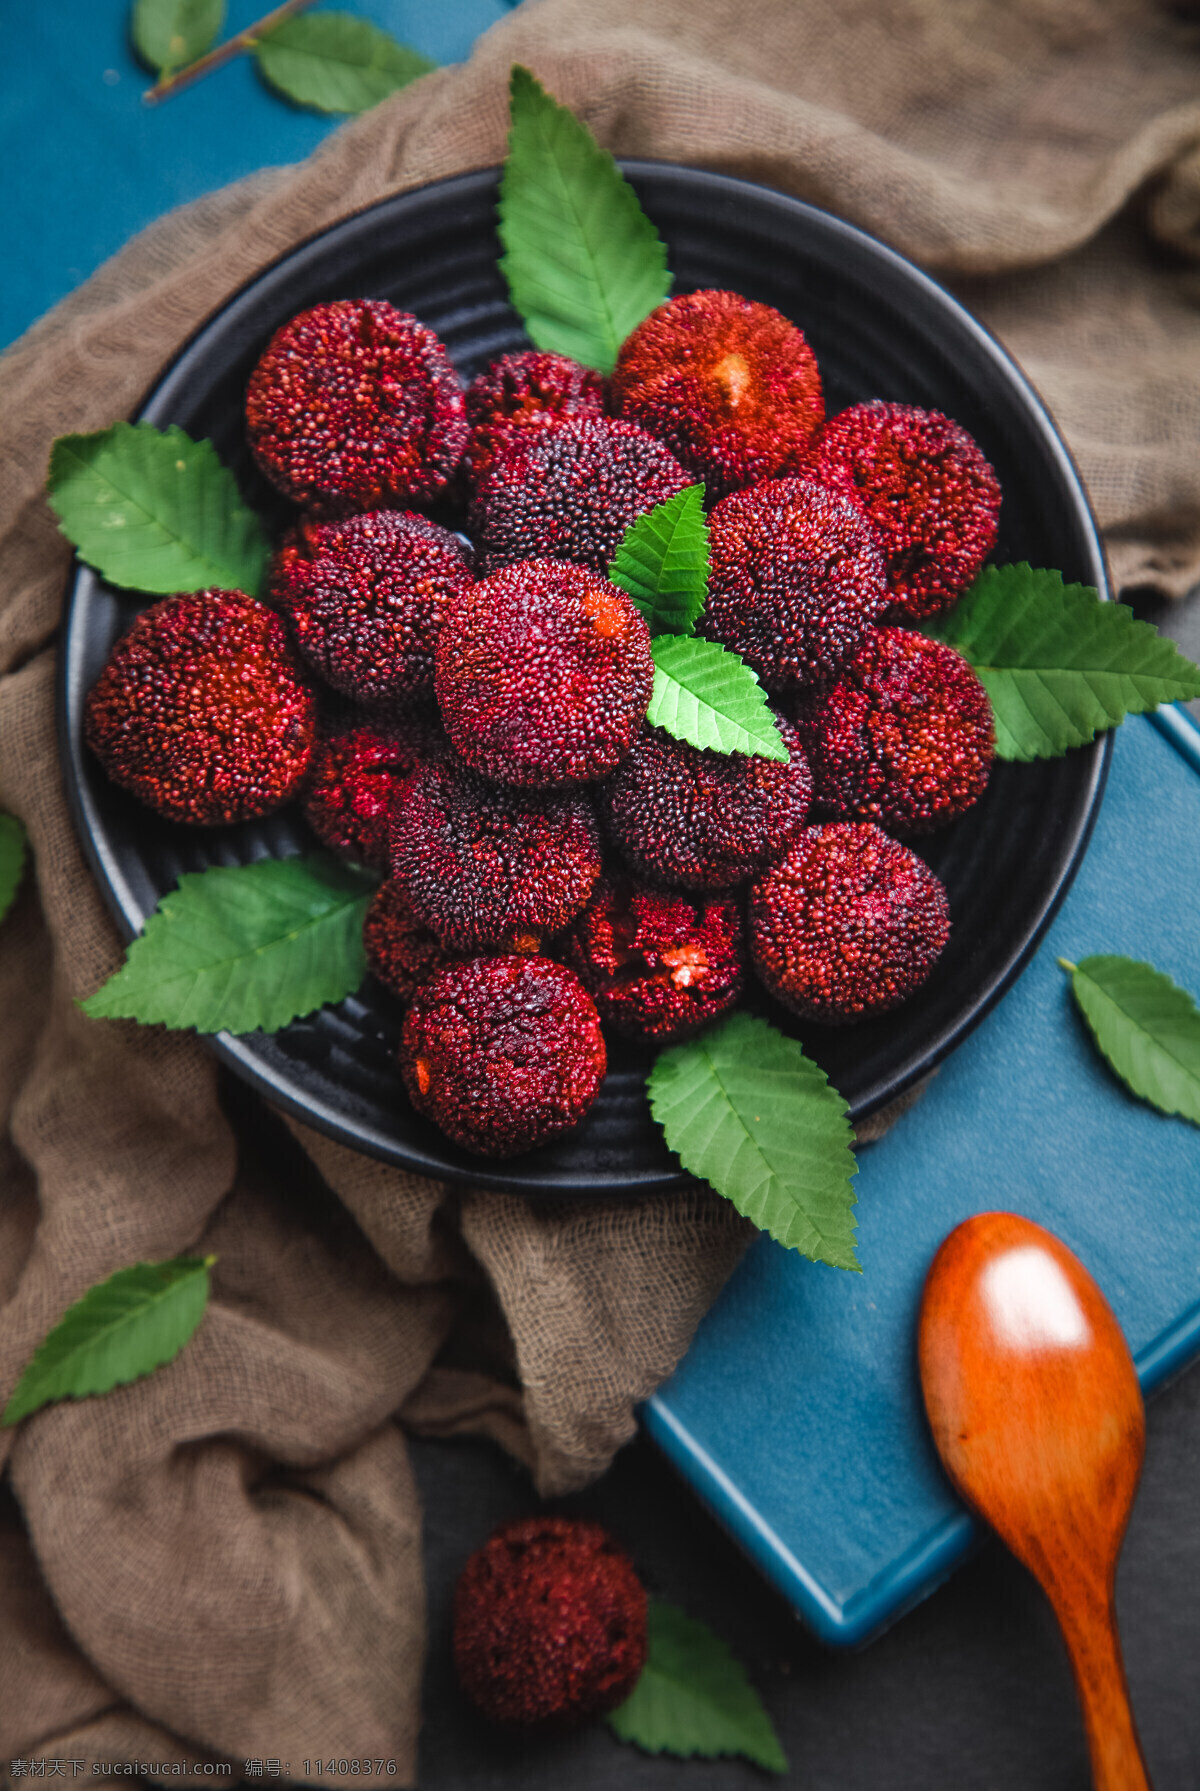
[806,402,1000,621]
[363,879,455,1003]
[453,1515,647,1729]
[702,477,888,693]
[562,877,744,1041]
[749,822,950,1022]
[401,958,606,1157]
[611,289,824,499]
[245,300,468,515]
[270,510,473,704]
[85,590,316,825]
[434,559,654,789]
[790,627,994,834]
[463,351,607,494]
[600,717,812,891]
[390,754,602,953]
[471,416,690,576]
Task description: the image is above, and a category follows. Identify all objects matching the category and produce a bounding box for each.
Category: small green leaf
[0,814,27,928]
[648,635,788,761]
[498,65,670,375]
[47,422,268,598]
[254,12,435,114]
[649,1011,859,1268]
[924,564,1200,760]
[2,1255,214,1426]
[80,855,375,1036]
[609,486,709,636]
[1062,955,1200,1127]
[132,0,224,76]
[608,1601,787,1772]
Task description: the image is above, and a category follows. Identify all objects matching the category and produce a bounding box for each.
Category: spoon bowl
[919,1212,1151,1791]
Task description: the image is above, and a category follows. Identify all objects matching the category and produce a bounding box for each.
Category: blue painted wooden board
[645,706,1200,1647]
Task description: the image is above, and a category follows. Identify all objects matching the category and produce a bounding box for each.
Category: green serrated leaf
[80,855,375,1036]
[2,1255,214,1426]
[609,486,708,636]
[648,635,788,761]
[1062,955,1200,1127]
[132,0,224,76]
[498,65,670,375]
[924,564,1200,761]
[649,1011,859,1268]
[47,422,268,598]
[608,1601,787,1772]
[254,12,435,114]
[0,814,27,928]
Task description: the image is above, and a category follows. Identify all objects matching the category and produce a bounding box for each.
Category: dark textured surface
[59,166,1109,1195]
[408,1380,1200,1790]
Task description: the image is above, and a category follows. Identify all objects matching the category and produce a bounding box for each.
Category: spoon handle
[1054,1583,1152,1791]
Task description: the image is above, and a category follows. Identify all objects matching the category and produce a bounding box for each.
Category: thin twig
[142,0,317,104]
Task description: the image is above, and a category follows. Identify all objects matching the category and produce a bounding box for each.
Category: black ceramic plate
[58,165,1111,1196]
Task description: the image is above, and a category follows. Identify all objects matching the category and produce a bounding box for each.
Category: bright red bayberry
[561,877,744,1041]
[434,559,654,788]
[749,822,950,1022]
[362,878,455,1003]
[789,627,994,834]
[805,402,1000,620]
[702,477,888,693]
[270,510,474,704]
[245,300,468,515]
[453,1515,647,1728]
[85,590,316,825]
[303,706,444,869]
[612,289,824,498]
[401,958,607,1157]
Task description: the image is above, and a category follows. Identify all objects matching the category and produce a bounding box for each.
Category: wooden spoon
[918,1212,1151,1791]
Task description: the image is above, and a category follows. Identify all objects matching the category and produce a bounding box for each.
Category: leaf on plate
[647,635,789,761]
[609,486,709,636]
[254,12,435,114]
[0,814,27,929]
[648,1010,859,1268]
[498,65,671,375]
[924,564,1200,760]
[608,1601,787,1772]
[80,855,376,1036]
[1061,955,1200,1127]
[2,1255,214,1426]
[47,422,269,598]
[132,0,225,76]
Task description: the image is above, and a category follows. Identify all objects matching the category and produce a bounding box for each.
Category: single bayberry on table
[454,1515,648,1728]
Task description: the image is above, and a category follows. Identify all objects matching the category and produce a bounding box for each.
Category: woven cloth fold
[1,0,1198,1780]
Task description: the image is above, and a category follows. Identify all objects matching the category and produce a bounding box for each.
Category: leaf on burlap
[1062,955,1200,1126]
[609,486,709,636]
[0,814,27,927]
[648,635,789,761]
[608,1601,788,1771]
[80,855,376,1035]
[3,1256,215,1425]
[648,1011,859,1269]
[132,0,224,77]
[924,564,1200,760]
[47,422,269,597]
[254,12,436,114]
[498,65,671,374]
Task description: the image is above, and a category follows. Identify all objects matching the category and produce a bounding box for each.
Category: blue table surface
[3,0,511,353]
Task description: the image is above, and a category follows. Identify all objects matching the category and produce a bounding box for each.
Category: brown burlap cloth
[1,0,1199,1779]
